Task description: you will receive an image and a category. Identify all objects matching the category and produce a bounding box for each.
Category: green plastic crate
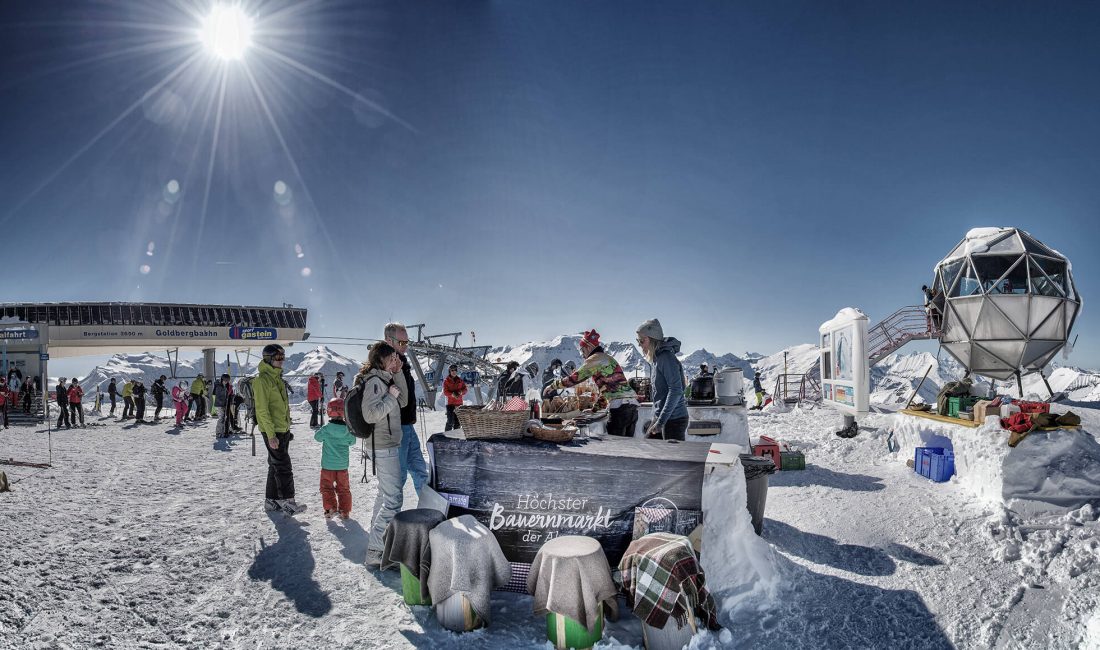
[947,396,980,418]
[780,450,805,470]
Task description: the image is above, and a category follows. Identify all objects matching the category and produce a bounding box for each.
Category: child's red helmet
[326,397,345,420]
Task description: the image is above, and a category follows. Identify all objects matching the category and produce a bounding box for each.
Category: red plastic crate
[752,436,782,470]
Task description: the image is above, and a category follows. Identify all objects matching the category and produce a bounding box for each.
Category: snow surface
[4,399,1099,648]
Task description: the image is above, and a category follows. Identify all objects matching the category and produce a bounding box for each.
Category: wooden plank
[898,408,1080,431]
[899,408,981,427]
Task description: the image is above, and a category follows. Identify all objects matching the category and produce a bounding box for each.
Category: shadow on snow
[248,513,333,618]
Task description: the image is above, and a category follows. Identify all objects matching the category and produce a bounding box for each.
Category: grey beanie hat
[636,318,664,340]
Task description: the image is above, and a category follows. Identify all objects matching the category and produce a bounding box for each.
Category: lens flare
[200,5,253,61]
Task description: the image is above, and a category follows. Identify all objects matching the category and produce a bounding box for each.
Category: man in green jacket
[255,344,306,515]
[189,373,208,420]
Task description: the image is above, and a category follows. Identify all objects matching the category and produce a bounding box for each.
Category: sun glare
[200,5,253,61]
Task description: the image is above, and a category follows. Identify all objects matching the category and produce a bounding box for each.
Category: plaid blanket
[618,532,720,631]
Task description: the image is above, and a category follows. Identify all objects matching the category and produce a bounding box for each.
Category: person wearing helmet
[213,373,236,437]
[172,380,189,427]
[190,373,208,420]
[255,343,306,515]
[314,398,355,519]
[333,371,348,400]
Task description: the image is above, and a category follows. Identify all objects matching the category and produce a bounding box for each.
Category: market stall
[426,429,746,587]
[633,402,750,446]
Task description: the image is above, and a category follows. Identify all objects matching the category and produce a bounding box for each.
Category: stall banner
[428,434,707,566]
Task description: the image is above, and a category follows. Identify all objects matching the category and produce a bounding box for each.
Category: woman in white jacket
[357,341,404,567]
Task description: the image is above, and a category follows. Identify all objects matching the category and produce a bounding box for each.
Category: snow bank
[818,307,867,333]
[889,413,1100,514]
[700,461,781,614]
[1002,430,1100,515]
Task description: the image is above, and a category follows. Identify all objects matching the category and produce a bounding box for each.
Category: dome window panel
[979,340,1027,369]
[984,231,1026,255]
[971,254,1023,294]
[1020,233,1059,258]
[1030,302,1066,341]
[940,259,966,297]
[1021,340,1063,369]
[957,259,983,296]
[1027,259,1065,297]
[1032,256,1067,295]
[941,342,971,369]
[948,296,983,339]
[974,299,1025,340]
[988,295,1031,335]
[970,343,1012,377]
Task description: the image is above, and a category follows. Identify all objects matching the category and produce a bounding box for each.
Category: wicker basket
[529,424,577,444]
[456,406,528,440]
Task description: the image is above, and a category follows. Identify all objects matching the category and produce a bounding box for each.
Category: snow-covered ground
[2,401,1099,648]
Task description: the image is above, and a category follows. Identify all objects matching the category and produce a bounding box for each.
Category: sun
[200,5,253,61]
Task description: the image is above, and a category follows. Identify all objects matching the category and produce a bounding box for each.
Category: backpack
[238,377,255,406]
[345,375,394,439]
[936,378,973,416]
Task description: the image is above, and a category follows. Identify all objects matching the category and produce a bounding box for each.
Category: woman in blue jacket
[636,318,690,440]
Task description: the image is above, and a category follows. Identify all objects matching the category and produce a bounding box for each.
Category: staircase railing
[867,306,940,366]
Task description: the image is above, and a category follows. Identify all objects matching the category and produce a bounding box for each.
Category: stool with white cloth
[427,514,511,631]
[527,535,619,650]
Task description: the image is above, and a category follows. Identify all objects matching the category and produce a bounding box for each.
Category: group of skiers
[0,370,42,428]
[85,372,243,430]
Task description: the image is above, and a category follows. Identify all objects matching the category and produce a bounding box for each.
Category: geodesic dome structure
[931,227,1081,381]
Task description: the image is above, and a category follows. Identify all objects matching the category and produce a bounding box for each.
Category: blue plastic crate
[914,447,955,482]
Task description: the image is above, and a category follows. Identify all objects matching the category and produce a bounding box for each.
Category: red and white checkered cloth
[502,396,529,412]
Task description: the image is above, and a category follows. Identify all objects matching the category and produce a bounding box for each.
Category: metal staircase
[868,306,940,366]
[772,373,822,405]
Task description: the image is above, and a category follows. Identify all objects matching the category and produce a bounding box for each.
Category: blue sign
[40,353,49,361]
[229,327,277,341]
[0,327,38,340]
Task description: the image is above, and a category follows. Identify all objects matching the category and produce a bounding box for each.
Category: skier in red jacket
[307,373,323,428]
[442,365,467,431]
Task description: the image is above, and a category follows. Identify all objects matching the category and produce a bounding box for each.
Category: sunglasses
[272,355,286,361]
[392,339,410,345]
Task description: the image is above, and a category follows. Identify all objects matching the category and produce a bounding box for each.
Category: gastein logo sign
[229,327,277,341]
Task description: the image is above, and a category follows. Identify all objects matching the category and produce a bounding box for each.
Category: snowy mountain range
[68,338,1100,407]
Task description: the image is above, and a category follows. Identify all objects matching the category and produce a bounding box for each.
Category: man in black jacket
[498,361,526,398]
[107,378,119,416]
[133,380,147,423]
[55,378,70,429]
[151,376,167,421]
[384,322,428,494]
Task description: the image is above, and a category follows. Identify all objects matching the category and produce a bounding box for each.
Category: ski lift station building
[930,227,1081,382]
[0,302,309,399]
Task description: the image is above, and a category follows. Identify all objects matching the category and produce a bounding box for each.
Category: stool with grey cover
[427,514,511,631]
[382,508,446,605]
[527,535,618,650]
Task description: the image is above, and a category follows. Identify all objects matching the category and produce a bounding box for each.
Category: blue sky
[2,0,1097,379]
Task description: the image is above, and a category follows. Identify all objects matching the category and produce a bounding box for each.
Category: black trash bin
[740,454,777,535]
